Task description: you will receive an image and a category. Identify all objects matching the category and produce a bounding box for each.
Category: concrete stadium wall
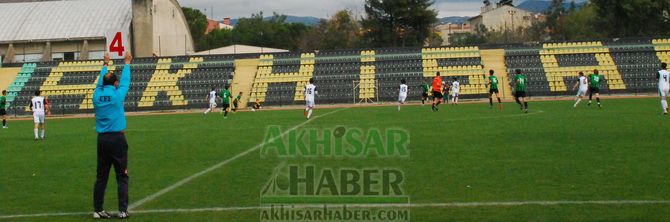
[132,0,155,58]
[152,0,195,56]
[0,40,106,63]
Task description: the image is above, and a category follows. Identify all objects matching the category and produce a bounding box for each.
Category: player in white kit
[398,79,408,111]
[658,63,669,115]
[204,88,220,114]
[451,78,460,105]
[30,91,48,141]
[304,78,317,119]
[572,72,589,108]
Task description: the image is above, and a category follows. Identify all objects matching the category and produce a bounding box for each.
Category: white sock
[455,97,458,104]
[34,129,38,139]
[204,108,211,114]
[41,130,45,139]
[398,104,401,111]
[662,100,668,112]
[574,98,581,107]
[307,109,313,118]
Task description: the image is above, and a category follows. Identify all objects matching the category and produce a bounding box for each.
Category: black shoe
[93,210,112,219]
[524,109,529,114]
[118,211,129,219]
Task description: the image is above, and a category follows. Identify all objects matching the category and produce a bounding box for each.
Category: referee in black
[92,52,132,219]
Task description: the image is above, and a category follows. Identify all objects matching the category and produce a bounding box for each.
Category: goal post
[352,80,378,104]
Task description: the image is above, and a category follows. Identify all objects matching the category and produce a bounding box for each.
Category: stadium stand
[505,40,667,96]
[2,39,670,115]
[505,48,550,96]
[250,53,315,106]
[609,44,660,93]
[4,56,234,115]
[373,48,423,102]
[422,46,487,98]
[311,50,362,104]
[5,63,36,105]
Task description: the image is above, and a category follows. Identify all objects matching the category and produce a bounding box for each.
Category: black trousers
[93,132,129,212]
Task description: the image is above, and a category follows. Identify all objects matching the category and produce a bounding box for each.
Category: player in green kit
[513,69,529,113]
[487,70,503,110]
[232,92,242,112]
[420,82,430,105]
[588,69,603,108]
[0,90,7,128]
[219,86,233,118]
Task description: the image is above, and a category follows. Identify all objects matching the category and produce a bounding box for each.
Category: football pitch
[1,98,669,221]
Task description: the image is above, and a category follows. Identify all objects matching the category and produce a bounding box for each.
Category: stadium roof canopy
[0,0,132,43]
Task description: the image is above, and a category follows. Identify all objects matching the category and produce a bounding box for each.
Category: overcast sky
[177,0,529,20]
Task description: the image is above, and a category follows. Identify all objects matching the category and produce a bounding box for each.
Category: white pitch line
[2,200,669,219]
[127,108,349,210]
[398,200,670,207]
[0,212,90,220]
[132,200,670,210]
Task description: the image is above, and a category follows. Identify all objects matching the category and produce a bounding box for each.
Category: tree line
[184,0,670,51]
[183,0,439,52]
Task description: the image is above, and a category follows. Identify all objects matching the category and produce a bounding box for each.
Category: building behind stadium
[468,0,540,33]
[0,0,194,63]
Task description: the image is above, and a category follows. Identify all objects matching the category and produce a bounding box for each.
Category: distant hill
[439,16,470,24]
[228,15,322,26]
[517,0,587,13]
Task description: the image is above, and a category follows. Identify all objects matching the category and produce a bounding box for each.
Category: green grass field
[1,98,669,221]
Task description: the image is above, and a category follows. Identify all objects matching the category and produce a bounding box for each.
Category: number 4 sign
[105,30,129,58]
